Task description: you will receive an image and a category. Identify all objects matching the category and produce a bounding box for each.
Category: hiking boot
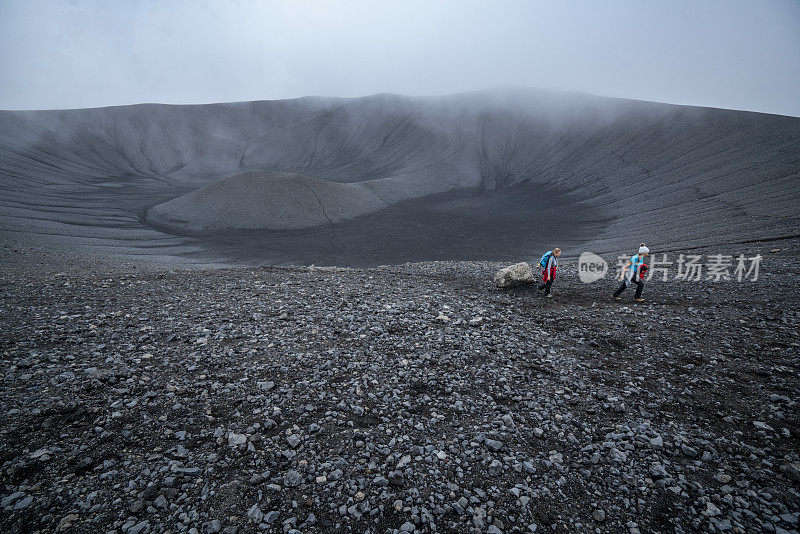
[614,296,622,301]
[545,293,553,298]
[634,298,645,302]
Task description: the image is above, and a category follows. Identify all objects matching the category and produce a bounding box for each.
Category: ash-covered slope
[145,171,390,232]
[1,88,799,266]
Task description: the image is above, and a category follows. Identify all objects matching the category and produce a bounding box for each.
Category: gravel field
[1,242,799,534]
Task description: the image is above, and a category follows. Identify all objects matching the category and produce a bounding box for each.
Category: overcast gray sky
[1,0,799,116]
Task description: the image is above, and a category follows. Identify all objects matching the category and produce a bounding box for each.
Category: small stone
[593,509,606,522]
[57,514,80,532]
[706,501,722,517]
[780,462,800,481]
[488,459,503,476]
[128,520,151,534]
[142,484,159,500]
[523,461,536,474]
[485,438,503,451]
[227,433,247,447]
[258,381,275,391]
[14,495,33,510]
[1,492,24,508]
[130,499,144,513]
[649,463,668,479]
[609,448,627,463]
[284,469,303,487]
[681,444,699,458]
[247,503,264,523]
[30,448,50,459]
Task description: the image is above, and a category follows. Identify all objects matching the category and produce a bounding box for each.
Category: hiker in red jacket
[538,248,561,298]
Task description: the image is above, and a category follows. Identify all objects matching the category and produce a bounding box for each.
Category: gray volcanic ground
[2,88,800,534]
[1,88,799,267]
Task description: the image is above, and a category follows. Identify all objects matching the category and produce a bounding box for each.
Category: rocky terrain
[1,241,798,533]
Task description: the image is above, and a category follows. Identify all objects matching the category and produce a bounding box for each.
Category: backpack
[539,250,553,270]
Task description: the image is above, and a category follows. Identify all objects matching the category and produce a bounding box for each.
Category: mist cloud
[1,0,798,116]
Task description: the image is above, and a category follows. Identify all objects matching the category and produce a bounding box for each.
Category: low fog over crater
[1,88,798,266]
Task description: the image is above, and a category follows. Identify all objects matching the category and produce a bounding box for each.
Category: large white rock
[494,262,536,287]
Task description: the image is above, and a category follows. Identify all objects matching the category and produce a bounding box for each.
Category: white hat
[638,246,649,254]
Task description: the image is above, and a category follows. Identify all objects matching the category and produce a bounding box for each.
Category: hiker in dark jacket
[538,248,561,297]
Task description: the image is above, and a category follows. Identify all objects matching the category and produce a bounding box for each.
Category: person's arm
[544,256,553,281]
[619,260,631,280]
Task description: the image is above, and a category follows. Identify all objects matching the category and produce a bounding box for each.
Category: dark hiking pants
[538,279,553,295]
[613,277,643,299]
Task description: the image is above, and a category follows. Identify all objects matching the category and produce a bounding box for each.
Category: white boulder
[494,262,536,288]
